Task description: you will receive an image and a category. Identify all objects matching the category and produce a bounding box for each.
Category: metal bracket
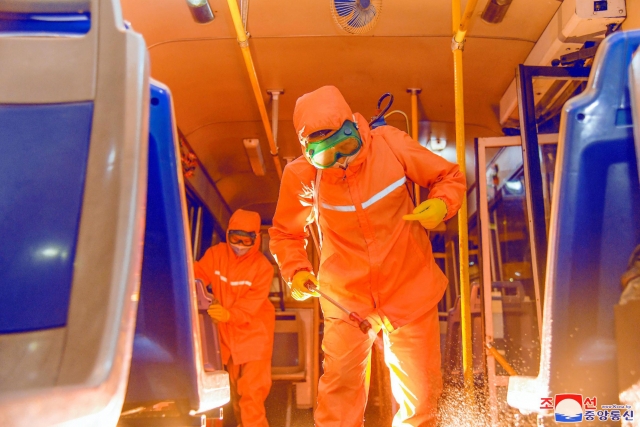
[451,36,465,51]
[267,89,284,156]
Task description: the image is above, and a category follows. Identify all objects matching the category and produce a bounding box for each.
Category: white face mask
[335,149,360,169]
[231,243,251,257]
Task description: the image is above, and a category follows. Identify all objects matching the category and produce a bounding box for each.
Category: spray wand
[305,281,375,338]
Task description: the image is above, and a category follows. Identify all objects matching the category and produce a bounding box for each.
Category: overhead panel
[147,39,257,134]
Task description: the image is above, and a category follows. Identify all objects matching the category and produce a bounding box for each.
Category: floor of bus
[221,344,403,427]
[220,379,525,427]
[219,382,313,427]
[220,381,392,427]
[220,344,539,427]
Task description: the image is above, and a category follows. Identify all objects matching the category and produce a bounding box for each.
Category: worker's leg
[235,359,272,427]
[226,361,243,426]
[315,317,378,427]
[384,306,442,427]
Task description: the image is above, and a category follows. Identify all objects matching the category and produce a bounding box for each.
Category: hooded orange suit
[269,86,466,426]
[194,209,275,427]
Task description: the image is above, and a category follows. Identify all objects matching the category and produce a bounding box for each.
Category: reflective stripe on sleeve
[214,270,251,286]
[214,270,228,282]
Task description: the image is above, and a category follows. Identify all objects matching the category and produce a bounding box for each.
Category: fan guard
[330,0,382,35]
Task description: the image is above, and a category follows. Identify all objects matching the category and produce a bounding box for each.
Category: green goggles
[305,120,362,169]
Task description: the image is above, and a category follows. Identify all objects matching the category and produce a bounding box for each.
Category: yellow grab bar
[226,0,283,179]
[408,89,421,205]
[452,0,477,401]
[454,0,480,45]
[486,342,518,376]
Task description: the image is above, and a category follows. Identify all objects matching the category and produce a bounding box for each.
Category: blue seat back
[0,1,149,426]
[0,102,92,333]
[126,83,199,406]
[544,30,640,398]
[0,11,91,35]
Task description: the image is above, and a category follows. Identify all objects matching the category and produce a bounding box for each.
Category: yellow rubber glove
[207,304,231,323]
[402,198,448,230]
[290,270,320,301]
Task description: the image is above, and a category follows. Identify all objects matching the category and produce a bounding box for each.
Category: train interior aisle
[1,0,640,426]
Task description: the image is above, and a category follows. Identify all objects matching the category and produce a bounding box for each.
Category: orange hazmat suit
[195,209,275,427]
[269,86,466,426]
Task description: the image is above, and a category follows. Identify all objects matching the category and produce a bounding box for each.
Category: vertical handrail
[452,0,479,402]
[193,206,203,259]
[268,90,283,147]
[407,88,422,204]
[225,0,282,179]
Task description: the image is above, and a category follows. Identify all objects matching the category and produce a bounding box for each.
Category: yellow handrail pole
[454,44,474,402]
[452,0,479,400]
[455,0,480,44]
[226,0,283,179]
[407,88,422,204]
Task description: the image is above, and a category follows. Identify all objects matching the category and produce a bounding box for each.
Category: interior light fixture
[429,136,447,151]
[505,180,523,192]
[186,0,215,24]
[243,139,266,176]
[481,0,513,24]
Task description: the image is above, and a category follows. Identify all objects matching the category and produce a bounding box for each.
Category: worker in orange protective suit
[194,209,275,427]
[269,86,466,426]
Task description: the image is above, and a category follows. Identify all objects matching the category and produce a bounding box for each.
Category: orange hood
[227,209,262,257]
[293,85,371,170]
[293,85,354,146]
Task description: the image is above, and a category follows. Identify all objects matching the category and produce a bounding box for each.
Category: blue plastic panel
[0,12,91,35]
[546,30,640,402]
[0,102,93,333]
[125,84,199,407]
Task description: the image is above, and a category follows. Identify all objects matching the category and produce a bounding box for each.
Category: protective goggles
[228,230,256,247]
[305,120,362,169]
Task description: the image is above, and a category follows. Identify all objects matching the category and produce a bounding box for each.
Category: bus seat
[508,29,640,414]
[0,0,149,425]
[272,312,306,380]
[120,81,229,425]
[443,283,484,384]
[617,45,640,411]
[633,46,640,183]
[195,280,224,372]
[271,311,306,427]
[491,281,539,376]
